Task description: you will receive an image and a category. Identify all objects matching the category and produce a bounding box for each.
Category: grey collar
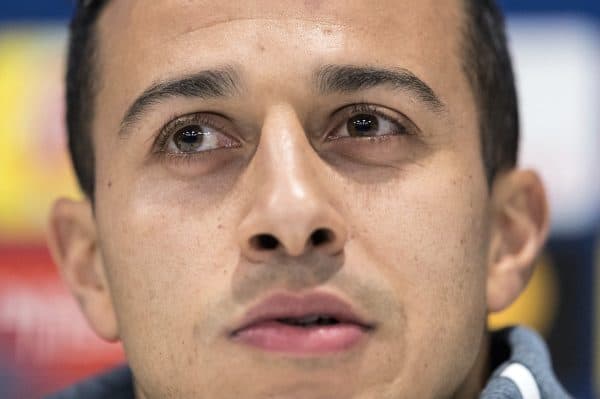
[480,326,572,398]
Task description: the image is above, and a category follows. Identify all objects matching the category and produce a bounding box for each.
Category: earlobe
[486,170,550,313]
[47,198,120,342]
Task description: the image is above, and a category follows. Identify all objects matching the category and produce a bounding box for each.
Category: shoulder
[481,326,572,399]
[45,365,134,399]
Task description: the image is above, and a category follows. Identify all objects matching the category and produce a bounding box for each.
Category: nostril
[310,228,334,247]
[251,234,280,251]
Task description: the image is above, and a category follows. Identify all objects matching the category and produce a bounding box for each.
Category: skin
[48,0,549,398]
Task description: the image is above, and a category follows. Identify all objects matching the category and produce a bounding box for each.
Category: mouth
[229,292,375,355]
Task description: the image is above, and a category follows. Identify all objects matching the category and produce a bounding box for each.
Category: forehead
[99,0,464,36]
[94,0,470,133]
[96,0,466,73]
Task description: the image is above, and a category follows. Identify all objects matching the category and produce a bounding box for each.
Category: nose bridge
[257,105,321,208]
[237,105,347,261]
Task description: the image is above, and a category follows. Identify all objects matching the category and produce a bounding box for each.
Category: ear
[47,198,119,341]
[486,170,550,313]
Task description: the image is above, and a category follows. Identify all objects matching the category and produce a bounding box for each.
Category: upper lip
[229,291,375,336]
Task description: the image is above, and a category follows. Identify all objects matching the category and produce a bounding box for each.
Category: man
[46,0,570,398]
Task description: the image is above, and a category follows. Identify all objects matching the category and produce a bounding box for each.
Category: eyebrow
[119,64,445,135]
[119,67,240,135]
[314,64,446,112]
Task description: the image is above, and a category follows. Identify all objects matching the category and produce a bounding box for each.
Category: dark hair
[66,0,518,198]
[66,0,110,197]
[462,0,519,184]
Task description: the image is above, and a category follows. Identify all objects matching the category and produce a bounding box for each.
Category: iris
[174,125,205,152]
[347,114,379,137]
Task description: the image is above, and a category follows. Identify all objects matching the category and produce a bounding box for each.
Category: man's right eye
[166,124,235,154]
[154,114,240,157]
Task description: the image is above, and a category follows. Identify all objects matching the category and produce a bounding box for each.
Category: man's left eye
[347,114,383,137]
[328,109,409,140]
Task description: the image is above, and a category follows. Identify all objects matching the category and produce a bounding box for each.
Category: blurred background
[0,1,598,398]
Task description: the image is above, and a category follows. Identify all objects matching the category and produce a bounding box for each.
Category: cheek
[350,171,489,278]
[95,177,240,365]
[346,167,490,382]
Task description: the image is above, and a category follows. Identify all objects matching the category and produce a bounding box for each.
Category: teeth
[278,315,339,326]
[298,315,321,323]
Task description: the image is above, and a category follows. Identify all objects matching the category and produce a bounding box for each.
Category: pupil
[175,125,204,152]
[348,114,378,137]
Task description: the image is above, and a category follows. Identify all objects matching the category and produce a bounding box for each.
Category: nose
[237,106,348,262]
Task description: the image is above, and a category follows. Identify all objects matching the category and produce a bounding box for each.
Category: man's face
[91,0,491,397]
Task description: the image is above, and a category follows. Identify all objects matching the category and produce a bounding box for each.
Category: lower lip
[231,321,368,354]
